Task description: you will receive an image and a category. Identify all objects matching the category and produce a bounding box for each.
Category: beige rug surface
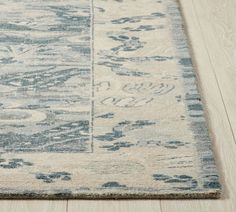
[0,0,221,199]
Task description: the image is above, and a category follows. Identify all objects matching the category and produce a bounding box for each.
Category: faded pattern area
[0,0,92,152]
[0,0,220,199]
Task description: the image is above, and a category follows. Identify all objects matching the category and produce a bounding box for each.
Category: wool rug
[0,0,221,199]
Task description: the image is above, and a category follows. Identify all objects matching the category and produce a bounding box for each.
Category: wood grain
[68,200,162,212]
[0,201,67,212]
[192,0,236,140]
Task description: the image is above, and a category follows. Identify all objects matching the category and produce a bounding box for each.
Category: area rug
[0,0,221,199]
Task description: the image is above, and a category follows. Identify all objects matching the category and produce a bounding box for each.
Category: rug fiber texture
[0,0,221,199]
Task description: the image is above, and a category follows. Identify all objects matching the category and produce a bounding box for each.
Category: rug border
[0,0,222,199]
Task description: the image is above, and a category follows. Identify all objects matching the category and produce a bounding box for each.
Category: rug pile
[0,0,220,199]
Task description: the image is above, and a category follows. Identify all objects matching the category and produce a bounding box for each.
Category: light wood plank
[191,0,236,138]
[68,200,162,212]
[161,0,236,211]
[0,200,67,212]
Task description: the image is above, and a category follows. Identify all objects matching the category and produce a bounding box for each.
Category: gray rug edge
[0,188,221,199]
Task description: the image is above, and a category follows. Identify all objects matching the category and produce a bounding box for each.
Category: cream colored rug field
[0,0,221,199]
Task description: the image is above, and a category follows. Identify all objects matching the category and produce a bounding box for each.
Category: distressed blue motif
[153,174,198,190]
[35,172,72,183]
[0,159,33,169]
[0,0,92,153]
[0,0,220,199]
[102,182,126,188]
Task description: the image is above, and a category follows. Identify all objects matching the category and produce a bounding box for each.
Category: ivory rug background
[0,0,221,199]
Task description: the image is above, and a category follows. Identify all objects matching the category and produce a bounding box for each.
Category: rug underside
[0,0,221,199]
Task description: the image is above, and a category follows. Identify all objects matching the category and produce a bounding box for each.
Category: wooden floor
[1,0,236,211]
